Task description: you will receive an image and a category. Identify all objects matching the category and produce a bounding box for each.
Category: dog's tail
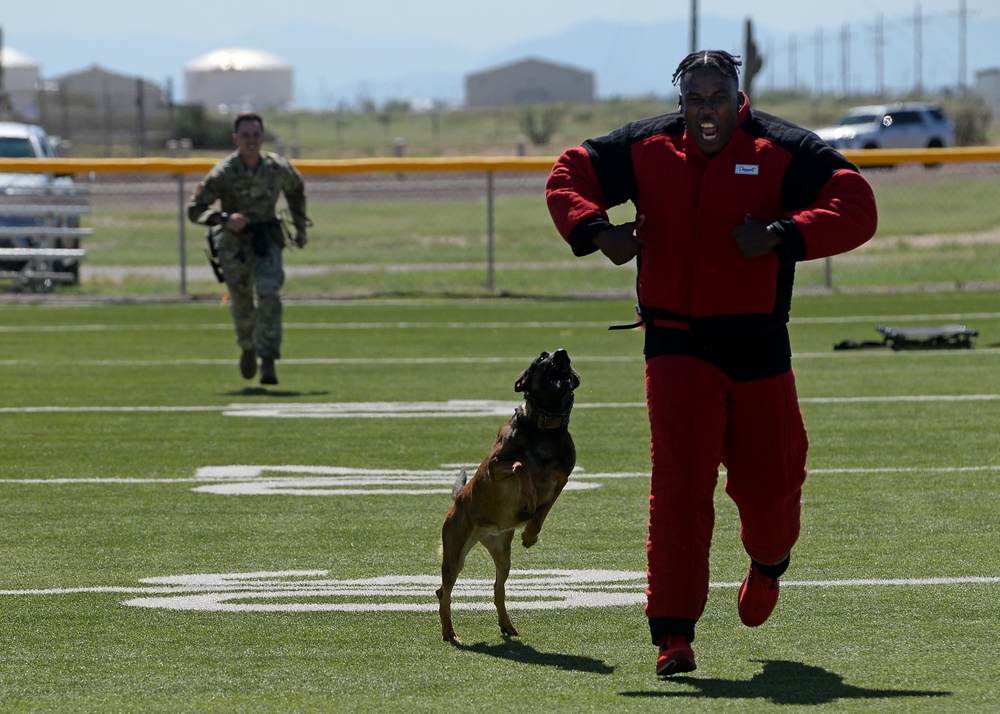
[451,468,468,500]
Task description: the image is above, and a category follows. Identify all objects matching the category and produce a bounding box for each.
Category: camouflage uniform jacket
[187,150,308,231]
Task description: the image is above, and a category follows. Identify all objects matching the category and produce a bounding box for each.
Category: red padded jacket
[546,95,878,336]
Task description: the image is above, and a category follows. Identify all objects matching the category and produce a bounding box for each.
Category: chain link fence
[3,151,1000,298]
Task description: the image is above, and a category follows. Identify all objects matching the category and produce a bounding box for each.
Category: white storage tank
[184,47,293,111]
[0,47,41,121]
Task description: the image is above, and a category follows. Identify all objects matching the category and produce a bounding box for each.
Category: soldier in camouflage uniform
[187,111,309,386]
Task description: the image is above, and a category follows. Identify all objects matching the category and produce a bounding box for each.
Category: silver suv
[814,102,954,150]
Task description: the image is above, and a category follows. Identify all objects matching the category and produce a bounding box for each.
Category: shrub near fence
[2,149,1000,297]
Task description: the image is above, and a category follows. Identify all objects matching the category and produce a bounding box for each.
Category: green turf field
[1,291,998,712]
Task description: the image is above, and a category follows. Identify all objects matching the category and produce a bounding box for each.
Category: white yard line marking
[800,394,1000,403]
[1,356,636,367]
[0,478,205,484]
[795,349,1000,358]
[0,406,224,413]
[0,321,616,334]
[0,570,995,613]
[790,312,1000,324]
[1,394,998,416]
[4,348,1000,368]
[2,311,999,334]
[0,464,995,491]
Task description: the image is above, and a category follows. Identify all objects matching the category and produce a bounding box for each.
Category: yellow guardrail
[0,156,557,175]
[3,146,999,175]
[842,146,1000,166]
[4,147,997,295]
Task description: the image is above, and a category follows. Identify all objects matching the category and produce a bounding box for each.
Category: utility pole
[958,0,967,92]
[690,0,699,53]
[875,13,884,97]
[816,28,824,97]
[840,23,850,97]
[766,40,775,92]
[0,26,8,119]
[789,35,797,91]
[914,4,923,96]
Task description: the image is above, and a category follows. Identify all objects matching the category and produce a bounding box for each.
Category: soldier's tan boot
[260,357,278,385]
[239,348,257,379]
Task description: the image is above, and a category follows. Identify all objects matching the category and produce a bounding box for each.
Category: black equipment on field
[834,324,978,351]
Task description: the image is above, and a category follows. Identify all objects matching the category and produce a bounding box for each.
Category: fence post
[486,171,495,292]
[167,139,187,296]
[177,173,187,296]
[825,256,833,289]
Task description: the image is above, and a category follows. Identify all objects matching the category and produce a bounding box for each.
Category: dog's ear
[571,370,581,389]
[515,352,547,392]
[514,366,530,393]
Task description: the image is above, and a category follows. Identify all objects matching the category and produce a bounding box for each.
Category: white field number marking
[122,570,647,612]
[190,465,624,496]
[2,569,996,613]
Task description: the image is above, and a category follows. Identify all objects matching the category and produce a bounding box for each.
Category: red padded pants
[644,354,808,622]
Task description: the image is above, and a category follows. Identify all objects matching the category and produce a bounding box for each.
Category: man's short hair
[672,50,742,87]
[233,111,264,133]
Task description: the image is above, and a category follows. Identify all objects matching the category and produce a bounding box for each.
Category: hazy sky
[3,0,994,49]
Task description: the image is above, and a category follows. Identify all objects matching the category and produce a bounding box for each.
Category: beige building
[185,48,293,111]
[465,57,594,107]
[54,65,164,115]
[975,68,1000,115]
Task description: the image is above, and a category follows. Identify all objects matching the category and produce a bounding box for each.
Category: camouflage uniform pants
[217,229,285,359]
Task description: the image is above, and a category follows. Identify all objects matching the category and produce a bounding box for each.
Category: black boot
[260,356,278,385]
[239,348,257,379]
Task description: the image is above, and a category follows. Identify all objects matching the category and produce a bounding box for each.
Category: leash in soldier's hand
[278,209,312,249]
[204,225,225,282]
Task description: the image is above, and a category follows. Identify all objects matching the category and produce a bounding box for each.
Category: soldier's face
[233,120,264,161]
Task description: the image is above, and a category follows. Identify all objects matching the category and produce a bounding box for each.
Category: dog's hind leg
[437,511,476,642]
[482,529,519,637]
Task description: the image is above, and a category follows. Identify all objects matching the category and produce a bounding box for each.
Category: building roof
[466,56,591,81]
[0,47,39,68]
[185,48,291,73]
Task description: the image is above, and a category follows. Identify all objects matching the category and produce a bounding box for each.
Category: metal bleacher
[0,186,92,290]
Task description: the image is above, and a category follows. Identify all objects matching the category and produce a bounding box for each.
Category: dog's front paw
[522,531,538,548]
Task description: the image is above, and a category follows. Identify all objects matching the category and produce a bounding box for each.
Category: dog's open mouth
[550,372,577,392]
[546,350,580,393]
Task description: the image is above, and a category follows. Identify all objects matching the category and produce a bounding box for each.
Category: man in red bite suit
[546,50,877,676]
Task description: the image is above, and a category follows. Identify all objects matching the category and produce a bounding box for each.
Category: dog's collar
[519,392,573,430]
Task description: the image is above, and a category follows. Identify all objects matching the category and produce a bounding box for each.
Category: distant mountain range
[8,14,1000,109]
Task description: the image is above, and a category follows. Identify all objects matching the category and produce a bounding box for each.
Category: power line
[765,1,978,97]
